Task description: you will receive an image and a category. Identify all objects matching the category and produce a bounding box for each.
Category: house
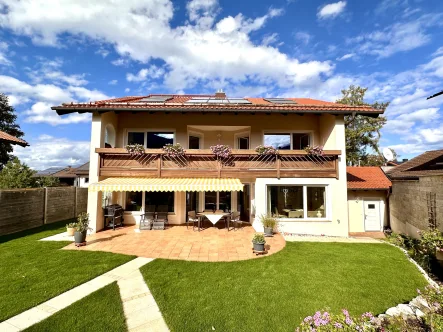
[386,150,443,237]
[347,166,391,236]
[0,130,28,147]
[35,162,90,187]
[52,92,383,235]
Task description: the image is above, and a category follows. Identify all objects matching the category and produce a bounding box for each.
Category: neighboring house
[0,130,28,147]
[53,92,383,234]
[36,162,90,187]
[347,167,391,235]
[386,150,443,238]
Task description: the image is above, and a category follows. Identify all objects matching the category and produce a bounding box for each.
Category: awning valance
[88,178,243,192]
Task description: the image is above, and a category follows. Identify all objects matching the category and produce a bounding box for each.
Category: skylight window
[264,98,297,104]
[138,96,172,102]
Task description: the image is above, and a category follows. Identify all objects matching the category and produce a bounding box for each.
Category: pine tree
[0,93,24,168]
[336,85,389,166]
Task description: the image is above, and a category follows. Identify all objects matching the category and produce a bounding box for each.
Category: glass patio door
[237,184,250,222]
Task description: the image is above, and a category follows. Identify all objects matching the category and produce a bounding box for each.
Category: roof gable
[387,150,443,179]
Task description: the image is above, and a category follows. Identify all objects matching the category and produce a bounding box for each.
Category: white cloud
[261,33,279,46]
[317,1,346,19]
[348,14,443,58]
[13,135,90,170]
[124,88,130,93]
[0,0,330,91]
[23,101,92,125]
[336,53,355,61]
[126,65,165,82]
[108,79,118,85]
[294,31,311,45]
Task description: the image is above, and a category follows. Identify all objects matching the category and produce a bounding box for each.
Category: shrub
[66,222,76,228]
[259,214,278,229]
[125,143,145,155]
[255,145,278,156]
[75,212,92,233]
[252,233,266,244]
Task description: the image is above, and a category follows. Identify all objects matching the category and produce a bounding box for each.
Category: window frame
[266,184,329,221]
[124,191,176,214]
[234,131,250,149]
[262,130,314,150]
[124,129,176,148]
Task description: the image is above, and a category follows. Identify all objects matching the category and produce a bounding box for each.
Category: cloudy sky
[1,0,442,169]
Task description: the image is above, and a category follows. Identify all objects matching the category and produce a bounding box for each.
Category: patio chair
[155,212,169,230]
[187,211,200,231]
[157,205,168,212]
[145,205,156,212]
[230,211,242,231]
[140,212,155,230]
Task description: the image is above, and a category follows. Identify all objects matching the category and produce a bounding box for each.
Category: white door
[364,201,381,231]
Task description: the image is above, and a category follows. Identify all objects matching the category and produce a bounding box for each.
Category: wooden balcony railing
[96,148,341,180]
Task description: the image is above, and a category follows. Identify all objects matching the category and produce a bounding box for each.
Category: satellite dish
[383,148,394,162]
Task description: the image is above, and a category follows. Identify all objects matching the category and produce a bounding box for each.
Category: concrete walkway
[0,257,168,332]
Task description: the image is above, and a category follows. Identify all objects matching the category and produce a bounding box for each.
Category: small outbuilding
[347,166,391,236]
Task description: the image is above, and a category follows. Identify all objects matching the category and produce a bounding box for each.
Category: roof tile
[347,166,392,190]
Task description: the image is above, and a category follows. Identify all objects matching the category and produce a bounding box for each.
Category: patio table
[197,212,229,229]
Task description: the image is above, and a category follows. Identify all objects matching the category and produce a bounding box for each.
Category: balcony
[95,148,341,180]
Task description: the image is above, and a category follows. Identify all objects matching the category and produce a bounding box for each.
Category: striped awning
[88,178,243,192]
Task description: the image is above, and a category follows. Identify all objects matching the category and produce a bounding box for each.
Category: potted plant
[304,145,324,156]
[66,222,76,236]
[255,145,278,156]
[259,214,278,236]
[252,233,266,252]
[210,144,232,159]
[163,143,185,157]
[74,212,91,245]
[125,143,145,155]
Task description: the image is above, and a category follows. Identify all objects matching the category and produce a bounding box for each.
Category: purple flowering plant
[125,143,145,155]
[297,309,377,331]
[304,145,324,156]
[210,144,232,159]
[162,143,185,158]
[255,145,278,156]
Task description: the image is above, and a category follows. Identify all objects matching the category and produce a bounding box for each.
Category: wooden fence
[0,187,88,236]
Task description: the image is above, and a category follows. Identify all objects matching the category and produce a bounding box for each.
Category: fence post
[74,187,78,218]
[43,187,48,224]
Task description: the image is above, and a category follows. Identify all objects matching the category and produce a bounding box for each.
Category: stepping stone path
[0,258,168,332]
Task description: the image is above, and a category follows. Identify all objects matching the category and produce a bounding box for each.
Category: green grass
[0,220,134,322]
[24,282,126,332]
[141,242,428,332]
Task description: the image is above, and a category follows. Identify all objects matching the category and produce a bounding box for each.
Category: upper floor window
[264,132,311,150]
[189,135,200,149]
[237,136,249,149]
[126,131,174,148]
[147,132,174,148]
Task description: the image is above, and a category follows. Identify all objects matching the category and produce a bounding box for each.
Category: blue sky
[0,0,442,169]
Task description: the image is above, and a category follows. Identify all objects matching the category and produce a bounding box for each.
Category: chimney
[215,89,226,99]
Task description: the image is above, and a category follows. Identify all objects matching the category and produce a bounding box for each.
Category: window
[145,192,174,212]
[267,185,327,219]
[368,204,375,209]
[204,191,231,212]
[237,137,249,149]
[127,132,144,145]
[292,133,310,150]
[189,135,200,149]
[125,192,143,212]
[146,132,174,148]
[85,177,89,183]
[264,134,290,150]
[263,132,311,150]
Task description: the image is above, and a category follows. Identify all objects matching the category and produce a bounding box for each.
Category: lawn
[24,281,126,332]
[0,220,134,322]
[141,242,428,332]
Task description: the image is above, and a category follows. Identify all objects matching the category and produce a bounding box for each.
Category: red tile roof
[0,130,28,147]
[347,166,392,190]
[53,94,383,116]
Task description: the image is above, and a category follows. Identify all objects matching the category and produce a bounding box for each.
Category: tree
[0,93,24,169]
[336,85,388,166]
[0,157,60,189]
[0,157,36,189]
